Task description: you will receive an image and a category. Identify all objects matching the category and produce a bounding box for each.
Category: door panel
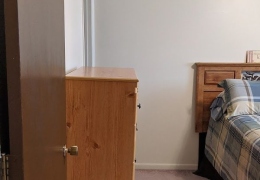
[4,0,66,179]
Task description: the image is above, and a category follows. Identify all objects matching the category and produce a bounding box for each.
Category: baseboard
[135,163,198,170]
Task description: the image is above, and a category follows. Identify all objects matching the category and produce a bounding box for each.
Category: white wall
[64,0,84,73]
[94,0,260,169]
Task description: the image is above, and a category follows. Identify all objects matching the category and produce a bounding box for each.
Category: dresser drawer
[204,71,235,85]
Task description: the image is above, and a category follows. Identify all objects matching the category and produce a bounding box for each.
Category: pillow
[218,79,260,119]
[210,91,226,121]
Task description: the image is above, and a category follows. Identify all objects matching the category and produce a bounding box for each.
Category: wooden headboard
[195,63,260,133]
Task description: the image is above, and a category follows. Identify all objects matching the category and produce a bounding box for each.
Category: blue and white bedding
[205,79,260,180]
[205,115,260,180]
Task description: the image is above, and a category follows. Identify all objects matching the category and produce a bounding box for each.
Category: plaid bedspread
[205,115,260,180]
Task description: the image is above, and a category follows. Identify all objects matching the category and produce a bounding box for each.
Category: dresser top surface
[66,67,138,82]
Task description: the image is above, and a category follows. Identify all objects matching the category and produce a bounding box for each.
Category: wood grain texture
[66,67,138,180]
[195,63,260,132]
[204,71,235,85]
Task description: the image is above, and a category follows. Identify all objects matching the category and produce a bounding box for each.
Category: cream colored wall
[64,0,84,73]
[93,0,260,169]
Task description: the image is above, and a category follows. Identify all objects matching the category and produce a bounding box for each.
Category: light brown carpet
[135,170,208,180]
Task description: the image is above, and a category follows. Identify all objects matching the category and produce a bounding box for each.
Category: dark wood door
[4,0,67,179]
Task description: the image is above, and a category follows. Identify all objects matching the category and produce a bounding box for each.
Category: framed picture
[246,50,260,63]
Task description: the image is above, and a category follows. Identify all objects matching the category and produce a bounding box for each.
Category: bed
[194,63,260,180]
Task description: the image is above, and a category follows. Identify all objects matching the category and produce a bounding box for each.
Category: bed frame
[195,63,260,133]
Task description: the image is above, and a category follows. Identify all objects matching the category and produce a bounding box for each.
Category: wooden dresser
[66,67,138,180]
[195,63,260,133]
